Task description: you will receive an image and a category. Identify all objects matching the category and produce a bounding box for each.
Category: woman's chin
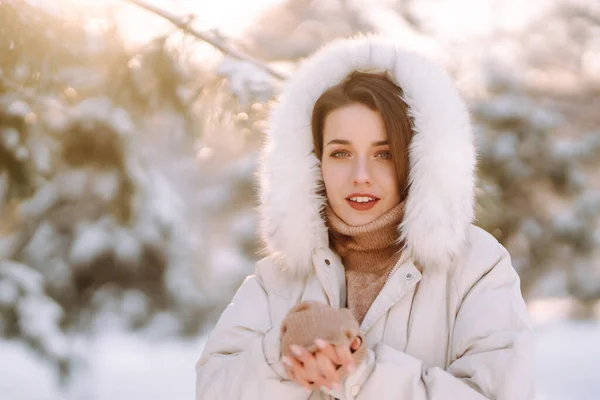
[340,208,380,227]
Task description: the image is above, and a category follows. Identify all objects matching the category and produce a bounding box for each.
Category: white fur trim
[259,35,476,277]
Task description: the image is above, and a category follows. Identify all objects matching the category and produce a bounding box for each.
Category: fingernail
[281,356,292,367]
[347,363,356,373]
[290,345,302,356]
[315,338,327,349]
[334,382,341,391]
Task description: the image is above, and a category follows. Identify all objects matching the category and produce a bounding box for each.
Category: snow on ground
[535,320,600,400]
[0,340,62,400]
[0,334,206,400]
[1,319,599,399]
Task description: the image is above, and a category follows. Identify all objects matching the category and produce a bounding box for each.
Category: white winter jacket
[196,36,535,400]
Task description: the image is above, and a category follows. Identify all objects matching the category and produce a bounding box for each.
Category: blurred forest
[0,0,599,389]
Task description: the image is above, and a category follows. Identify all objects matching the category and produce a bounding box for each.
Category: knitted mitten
[280,301,366,375]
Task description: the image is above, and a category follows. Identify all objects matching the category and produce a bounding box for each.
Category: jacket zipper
[384,263,399,285]
[383,254,406,286]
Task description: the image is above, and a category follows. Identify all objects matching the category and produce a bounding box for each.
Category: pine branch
[124,0,289,81]
[0,77,72,117]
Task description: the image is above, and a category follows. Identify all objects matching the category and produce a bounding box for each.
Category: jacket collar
[311,247,421,333]
[259,35,476,278]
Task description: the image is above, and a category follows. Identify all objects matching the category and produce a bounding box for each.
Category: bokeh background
[0,0,599,399]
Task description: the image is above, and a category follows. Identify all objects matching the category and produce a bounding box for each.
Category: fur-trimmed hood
[259,36,476,277]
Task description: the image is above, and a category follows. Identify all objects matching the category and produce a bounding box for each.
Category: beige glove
[280,301,367,373]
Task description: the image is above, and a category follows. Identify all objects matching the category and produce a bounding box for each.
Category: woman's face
[321,103,401,226]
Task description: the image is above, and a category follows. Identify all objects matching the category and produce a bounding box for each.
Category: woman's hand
[282,344,340,392]
[281,336,363,392]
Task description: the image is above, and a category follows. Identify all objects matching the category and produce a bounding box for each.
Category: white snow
[0,260,43,293]
[0,316,598,399]
[113,228,143,265]
[0,280,19,306]
[120,290,150,322]
[0,262,71,360]
[535,320,600,400]
[217,56,275,106]
[55,170,89,201]
[19,183,59,219]
[0,333,205,400]
[15,146,29,161]
[2,127,21,150]
[0,340,63,400]
[7,100,30,117]
[16,295,69,359]
[69,221,114,266]
[91,171,121,203]
[492,134,518,161]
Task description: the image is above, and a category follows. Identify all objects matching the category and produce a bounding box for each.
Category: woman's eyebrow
[326,139,351,145]
[326,139,389,146]
[372,140,389,146]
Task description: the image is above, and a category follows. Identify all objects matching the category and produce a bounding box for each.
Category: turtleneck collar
[325,201,405,273]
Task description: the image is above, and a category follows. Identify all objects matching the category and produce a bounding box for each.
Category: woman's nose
[352,159,371,185]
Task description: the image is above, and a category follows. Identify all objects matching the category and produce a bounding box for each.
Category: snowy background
[1,0,599,399]
[2,315,600,400]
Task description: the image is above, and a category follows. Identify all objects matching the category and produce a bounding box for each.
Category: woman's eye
[331,150,350,158]
[376,151,392,160]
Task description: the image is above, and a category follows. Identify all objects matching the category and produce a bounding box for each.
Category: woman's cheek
[322,166,336,195]
[378,163,397,182]
[323,163,343,184]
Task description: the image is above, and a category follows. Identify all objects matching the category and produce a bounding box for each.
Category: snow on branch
[125,0,289,81]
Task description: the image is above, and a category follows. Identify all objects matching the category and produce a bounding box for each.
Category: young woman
[196,36,534,400]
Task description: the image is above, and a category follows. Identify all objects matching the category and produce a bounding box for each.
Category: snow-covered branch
[125,0,289,81]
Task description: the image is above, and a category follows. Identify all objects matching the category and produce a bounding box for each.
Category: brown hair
[311,71,414,198]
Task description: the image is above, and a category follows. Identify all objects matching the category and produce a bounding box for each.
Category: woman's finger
[282,355,302,373]
[314,338,341,365]
[282,356,313,392]
[289,345,327,389]
[335,342,355,372]
[290,344,313,362]
[290,344,318,372]
[315,352,341,391]
[350,336,362,351]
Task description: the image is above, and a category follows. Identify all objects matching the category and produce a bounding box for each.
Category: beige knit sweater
[327,202,405,324]
[279,202,405,379]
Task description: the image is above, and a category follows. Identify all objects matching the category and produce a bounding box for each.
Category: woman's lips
[346,198,379,211]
